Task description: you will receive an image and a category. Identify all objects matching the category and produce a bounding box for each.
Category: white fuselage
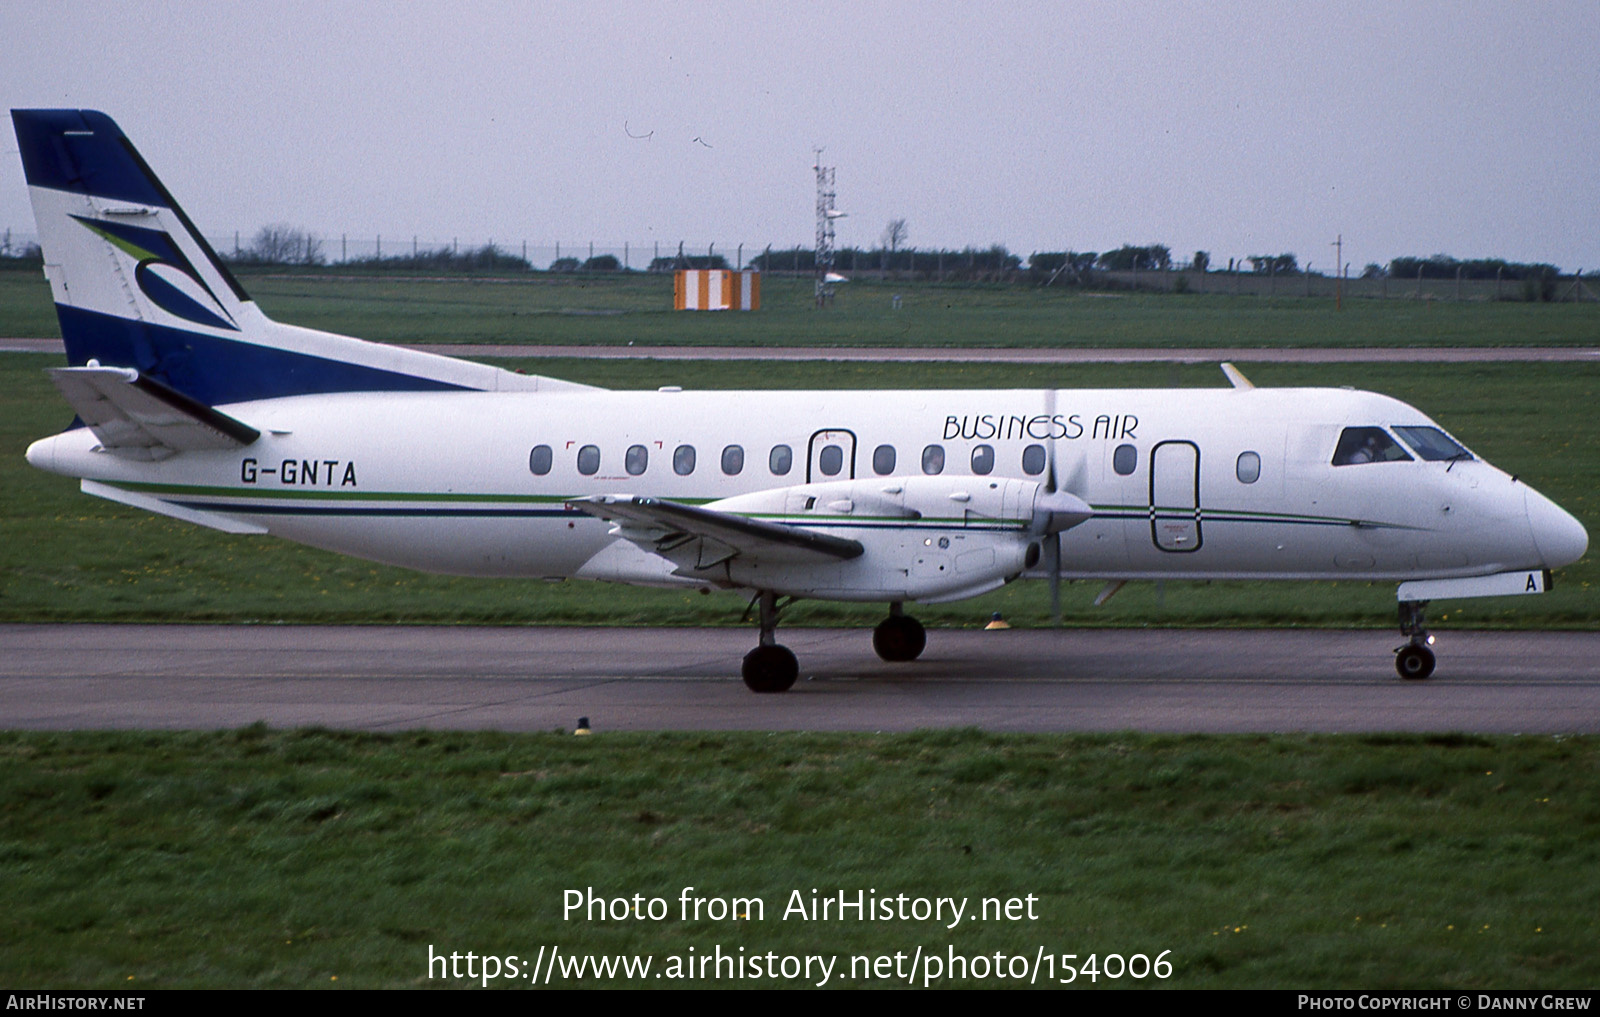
[26,383,1584,600]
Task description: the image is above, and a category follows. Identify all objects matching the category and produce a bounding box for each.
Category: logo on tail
[70,214,238,331]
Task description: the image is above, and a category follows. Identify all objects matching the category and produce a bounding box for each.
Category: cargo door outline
[1150,439,1201,552]
[806,429,856,483]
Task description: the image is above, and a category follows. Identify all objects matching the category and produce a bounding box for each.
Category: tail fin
[12,109,588,405]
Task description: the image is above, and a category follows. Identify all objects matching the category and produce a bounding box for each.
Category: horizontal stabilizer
[568,495,864,574]
[47,365,260,460]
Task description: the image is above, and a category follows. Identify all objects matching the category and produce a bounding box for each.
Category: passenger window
[721,445,744,475]
[673,444,696,475]
[529,445,553,476]
[818,444,843,476]
[1236,451,1261,484]
[625,444,648,476]
[1021,444,1046,476]
[873,444,896,475]
[769,444,792,476]
[971,444,994,475]
[1333,427,1412,466]
[921,444,945,475]
[1392,425,1472,463]
[577,444,600,475]
[1113,444,1137,476]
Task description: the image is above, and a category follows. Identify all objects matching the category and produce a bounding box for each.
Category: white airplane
[13,110,1590,691]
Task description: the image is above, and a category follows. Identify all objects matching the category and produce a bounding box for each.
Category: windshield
[1392,425,1473,462]
[1332,427,1413,466]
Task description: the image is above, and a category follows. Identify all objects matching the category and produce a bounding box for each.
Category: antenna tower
[814,149,837,307]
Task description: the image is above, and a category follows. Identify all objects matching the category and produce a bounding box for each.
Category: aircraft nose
[1526,488,1588,568]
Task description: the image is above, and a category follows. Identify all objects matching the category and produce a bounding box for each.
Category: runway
[3,625,1597,734]
[4,339,1600,362]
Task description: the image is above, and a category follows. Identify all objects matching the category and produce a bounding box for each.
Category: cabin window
[921,444,946,475]
[1393,426,1473,463]
[1236,450,1261,484]
[1021,444,1046,475]
[720,445,744,475]
[529,445,553,476]
[577,444,601,475]
[873,444,897,475]
[1113,443,1137,476]
[818,444,844,476]
[1332,427,1412,466]
[625,444,648,476]
[769,444,792,476]
[673,444,696,475]
[971,444,995,475]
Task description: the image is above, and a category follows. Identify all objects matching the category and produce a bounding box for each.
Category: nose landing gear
[1395,600,1436,680]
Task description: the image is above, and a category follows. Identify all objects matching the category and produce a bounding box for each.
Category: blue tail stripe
[13,109,167,207]
[56,305,469,404]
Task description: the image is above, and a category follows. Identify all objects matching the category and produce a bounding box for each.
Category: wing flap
[568,495,864,574]
[47,365,260,459]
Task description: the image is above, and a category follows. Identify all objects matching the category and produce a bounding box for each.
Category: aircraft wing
[47,366,260,460]
[568,494,864,574]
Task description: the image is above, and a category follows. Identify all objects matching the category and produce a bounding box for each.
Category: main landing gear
[742,591,799,693]
[739,596,930,693]
[1395,600,1436,681]
[873,601,927,662]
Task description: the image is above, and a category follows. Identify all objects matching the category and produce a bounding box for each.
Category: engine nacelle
[706,476,1078,602]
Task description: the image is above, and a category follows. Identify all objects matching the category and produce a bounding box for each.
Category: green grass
[1,728,1594,988]
[2,355,1595,629]
[3,269,1598,348]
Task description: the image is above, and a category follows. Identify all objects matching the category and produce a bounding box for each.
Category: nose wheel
[1395,600,1437,680]
[873,602,927,662]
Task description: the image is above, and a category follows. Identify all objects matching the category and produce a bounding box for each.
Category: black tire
[872,615,927,662]
[1395,644,1436,681]
[742,644,799,693]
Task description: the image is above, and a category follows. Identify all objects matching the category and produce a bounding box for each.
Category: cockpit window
[1393,426,1473,463]
[1332,427,1413,466]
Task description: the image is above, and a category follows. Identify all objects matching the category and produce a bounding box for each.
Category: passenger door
[1150,440,1201,552]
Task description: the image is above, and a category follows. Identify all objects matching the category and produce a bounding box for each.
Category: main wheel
[1395,644,1436,681]
[872,615,927,662]
[742,644,799,693]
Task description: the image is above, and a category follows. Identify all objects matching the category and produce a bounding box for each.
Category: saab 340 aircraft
[12,110,1589,691]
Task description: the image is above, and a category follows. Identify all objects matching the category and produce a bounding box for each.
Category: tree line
[203,224,1579,295]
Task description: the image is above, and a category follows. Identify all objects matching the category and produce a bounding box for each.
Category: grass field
[2,355,1594,629]
[3,267,1599,348]
[3,276,1597,992]
[2,727,1596,988]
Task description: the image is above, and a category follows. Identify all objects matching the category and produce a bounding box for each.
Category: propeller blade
[1043,387,1058,494]
[1049,532,1062,624]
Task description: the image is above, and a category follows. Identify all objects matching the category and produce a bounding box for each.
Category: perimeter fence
[3,226,1595,302]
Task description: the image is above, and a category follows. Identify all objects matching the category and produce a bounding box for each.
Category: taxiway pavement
[3,625,1596,734]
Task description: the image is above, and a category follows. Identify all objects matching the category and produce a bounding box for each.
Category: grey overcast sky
[4,1,1598,272]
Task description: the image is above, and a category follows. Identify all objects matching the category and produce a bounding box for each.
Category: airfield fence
[3,226,1594,302]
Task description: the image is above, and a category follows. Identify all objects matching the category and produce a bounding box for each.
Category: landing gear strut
[742,591,798,693]
[1395,600,1436,681]
[873,601,927,662]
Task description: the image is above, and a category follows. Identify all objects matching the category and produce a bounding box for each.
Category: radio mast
[814,149,843,307]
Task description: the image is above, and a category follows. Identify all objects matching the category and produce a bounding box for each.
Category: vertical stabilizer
[12,109,591,405]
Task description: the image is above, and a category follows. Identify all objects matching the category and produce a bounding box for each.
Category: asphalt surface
[3,625,1596,733]
[4,339,1600,362]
